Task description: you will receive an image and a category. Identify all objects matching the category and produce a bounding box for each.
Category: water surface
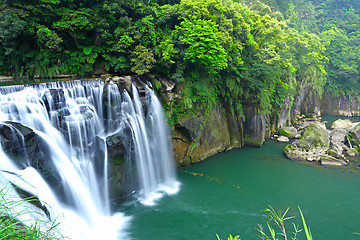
[124,140,360,239]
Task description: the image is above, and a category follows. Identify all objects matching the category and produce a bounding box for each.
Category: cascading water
[0,79,179,239]
[121,84,179,205]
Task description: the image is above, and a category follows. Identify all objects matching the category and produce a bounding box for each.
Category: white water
[0,79,178,239]
[121,84,180,205]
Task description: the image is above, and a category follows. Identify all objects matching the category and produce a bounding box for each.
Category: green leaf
[83,47,93,55]
[40,0,60,3]
[118,56,127,63]
[86,52,98,64]
[298,207,313,240]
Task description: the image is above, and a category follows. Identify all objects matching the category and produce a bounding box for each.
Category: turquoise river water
[124,139,360,240]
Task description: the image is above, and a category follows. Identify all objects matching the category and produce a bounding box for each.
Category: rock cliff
[105,74,360,167]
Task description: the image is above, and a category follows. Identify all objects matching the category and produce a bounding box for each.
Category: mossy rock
[283,143,306,160]
[278,126,297,138]
[327,148,340,158]
[283,144,294,158]
[298,123,329,148]
[349,123,360,146]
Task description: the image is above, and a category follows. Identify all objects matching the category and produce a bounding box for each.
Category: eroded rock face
[105,133,131,206]
[322,92,360,116]
[291,87,360,117]
[108,75,132,93]
[171,105,244,166]
[243,103,266,147]
[291,86,322,119]
[277,96,291,129]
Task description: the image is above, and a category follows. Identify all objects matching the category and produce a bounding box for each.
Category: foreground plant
[216,206,313,240]
[258,206,312,240]
[216,233,241,240]
[0,186,64,240]
[298,207,312,240]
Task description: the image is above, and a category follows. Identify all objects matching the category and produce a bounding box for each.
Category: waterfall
[121,84,179,205]
[0,79,179,239]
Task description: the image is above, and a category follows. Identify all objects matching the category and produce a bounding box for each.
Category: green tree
[130,44,156,75]
[178,18,228,73]
[36,26,63,51]
[0,10,26,49]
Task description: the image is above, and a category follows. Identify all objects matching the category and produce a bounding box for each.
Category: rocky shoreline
[274,116,360,167]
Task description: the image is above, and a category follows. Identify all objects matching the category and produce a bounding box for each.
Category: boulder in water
[346,148,358,157]
[329,128,349,155]
[11,183,50,218]
[298,123,330,148]
[331,119,358,129]
[277,135,289,142]
[284,143,327,161]
[320,154,347,167]
[349,123,360,146]
[327,148,340,158]
[284,123,329,162]
[0,122,37,167]
[278,126,297,138]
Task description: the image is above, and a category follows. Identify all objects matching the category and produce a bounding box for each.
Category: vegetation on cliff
[0,0,359,121]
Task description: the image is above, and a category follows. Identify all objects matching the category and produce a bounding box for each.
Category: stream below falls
[124,139,360,240]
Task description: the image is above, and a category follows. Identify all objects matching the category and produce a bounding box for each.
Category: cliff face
[107,75,360,167]
[321,92,360,116]
[290,88,360,118]
[167,85,360,165]
[171,105,244,166]
[243,102,266,147]
[151,75,271,166]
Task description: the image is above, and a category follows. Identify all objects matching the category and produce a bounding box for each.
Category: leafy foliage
[130,44,156,75]
[0,10,26,49]
[257,206,313,240]
[178,18,228,73]
[0,0,358,124]
[217,206,313,240]
[36,26,63,51]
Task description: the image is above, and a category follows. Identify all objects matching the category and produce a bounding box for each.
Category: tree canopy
[0,0,358,121]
